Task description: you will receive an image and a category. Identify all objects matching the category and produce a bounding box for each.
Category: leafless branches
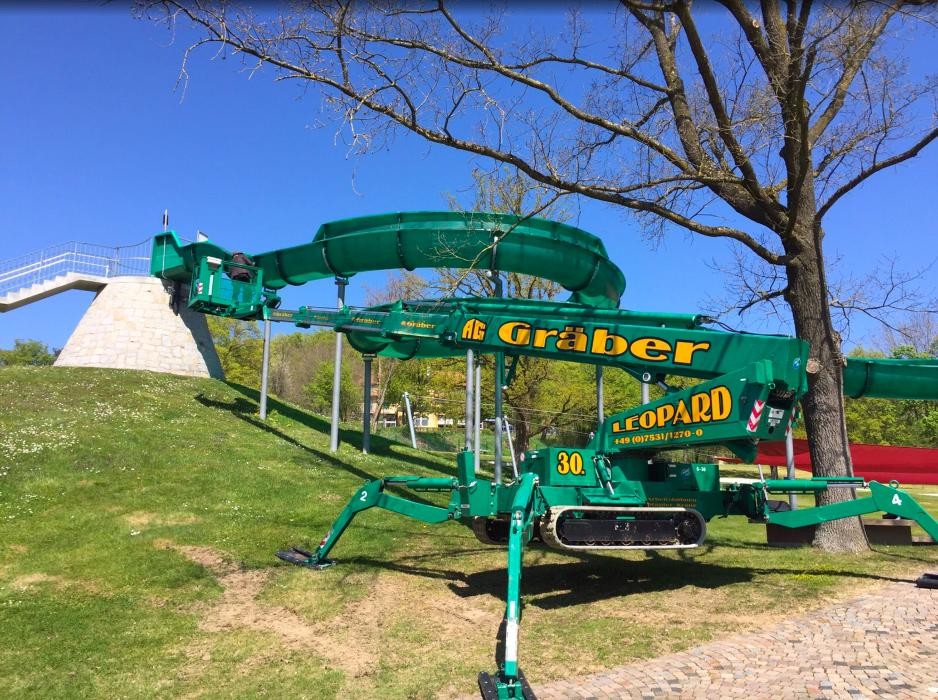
[706,247,937,343]
[828,256,937,337]
[138,0,937,323]
[878,311,938,355]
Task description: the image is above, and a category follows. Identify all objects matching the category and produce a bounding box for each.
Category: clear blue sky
[2,6,936,352]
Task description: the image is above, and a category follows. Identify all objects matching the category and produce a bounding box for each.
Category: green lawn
[1,366,936,699]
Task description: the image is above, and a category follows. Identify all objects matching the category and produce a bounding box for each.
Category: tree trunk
[512,410,531,456]
[370,357,397,432]
[785,221,869,554]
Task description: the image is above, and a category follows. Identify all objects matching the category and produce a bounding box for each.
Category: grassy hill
[1,367,936,699]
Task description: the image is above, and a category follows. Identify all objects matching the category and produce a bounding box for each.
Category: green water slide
[843,356,938,400]
[151,210,625,309]
[149,209,938,401]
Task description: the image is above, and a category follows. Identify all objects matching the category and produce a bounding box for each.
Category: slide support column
[329,276,348,452]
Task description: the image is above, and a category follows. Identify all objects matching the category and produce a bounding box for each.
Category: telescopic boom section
[273,298,809,462]
[267,297,809,460]
[277,297,808,392]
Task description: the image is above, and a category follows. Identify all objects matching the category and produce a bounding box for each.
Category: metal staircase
[0,239,151,312]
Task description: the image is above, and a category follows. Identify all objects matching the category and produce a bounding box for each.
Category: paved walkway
[532,580,938,699]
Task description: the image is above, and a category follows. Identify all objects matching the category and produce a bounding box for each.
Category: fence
[0,239,152,297]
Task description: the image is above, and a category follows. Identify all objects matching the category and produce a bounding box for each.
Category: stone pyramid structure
[55,276,224,379]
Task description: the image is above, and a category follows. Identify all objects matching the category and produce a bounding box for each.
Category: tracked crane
[151,212,938,700]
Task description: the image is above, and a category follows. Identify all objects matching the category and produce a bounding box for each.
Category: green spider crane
[258,297,937,700]
[151,212,938,700]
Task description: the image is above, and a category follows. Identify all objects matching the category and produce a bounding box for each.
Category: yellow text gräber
[494,321,711,366]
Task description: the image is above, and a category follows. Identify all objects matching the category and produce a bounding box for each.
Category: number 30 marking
[556,451,585,476]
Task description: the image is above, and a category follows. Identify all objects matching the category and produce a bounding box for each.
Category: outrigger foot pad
[275,547,335,570]
[477,669,536,700]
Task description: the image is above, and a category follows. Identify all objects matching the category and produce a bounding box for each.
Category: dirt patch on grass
[171,545,388,684]
[164,542,507,697]
[425,593,501,627]
[125,511,200,529]
[10,573,66,589]
[9,572,99,594]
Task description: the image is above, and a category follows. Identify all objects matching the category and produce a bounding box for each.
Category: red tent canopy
[756,439,938,485]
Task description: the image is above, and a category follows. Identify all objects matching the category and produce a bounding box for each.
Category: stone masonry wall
[55,276,224,379]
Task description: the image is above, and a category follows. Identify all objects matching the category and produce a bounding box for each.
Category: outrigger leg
[277,476,459,568]
[766,479,938,541]
[478,474,539,700]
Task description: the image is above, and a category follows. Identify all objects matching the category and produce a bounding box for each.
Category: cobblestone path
[531,580,938,699]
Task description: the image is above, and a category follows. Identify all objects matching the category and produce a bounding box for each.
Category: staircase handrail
[0,238,153,297]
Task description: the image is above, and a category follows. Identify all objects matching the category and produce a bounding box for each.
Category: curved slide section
[151,211,626,309]
[150,210,938,400]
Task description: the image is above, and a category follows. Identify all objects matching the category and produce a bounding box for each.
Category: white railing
[0,239,152,297]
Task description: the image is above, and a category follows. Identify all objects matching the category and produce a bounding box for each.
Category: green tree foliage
[304,361,359,420]
[207,316,263,387]
[208,316,370,417]
[270,330,331,405]
[528,363,645,448]
[0,339,57,367]
[269,330,364,412]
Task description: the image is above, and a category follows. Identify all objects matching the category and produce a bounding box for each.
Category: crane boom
[275,297,808,391]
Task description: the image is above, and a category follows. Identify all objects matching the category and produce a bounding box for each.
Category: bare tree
[706,252,936,340]
[371,167,595,454]
[878,311,938,357]
[438,167,584,455]
[142,1,938,552]
[363,270,429,431]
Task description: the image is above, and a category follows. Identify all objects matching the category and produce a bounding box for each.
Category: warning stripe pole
[785,408,798,509]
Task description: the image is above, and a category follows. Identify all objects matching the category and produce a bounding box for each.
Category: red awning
[756,438,938,485]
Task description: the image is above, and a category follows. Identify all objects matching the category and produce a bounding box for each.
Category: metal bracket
[275,548,335,570]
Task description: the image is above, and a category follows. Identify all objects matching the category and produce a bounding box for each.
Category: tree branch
[155,1,788,265]
[675,3,785,225]
[740,286,788,314]
[817,126,938,219]
[808,3,898,144]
